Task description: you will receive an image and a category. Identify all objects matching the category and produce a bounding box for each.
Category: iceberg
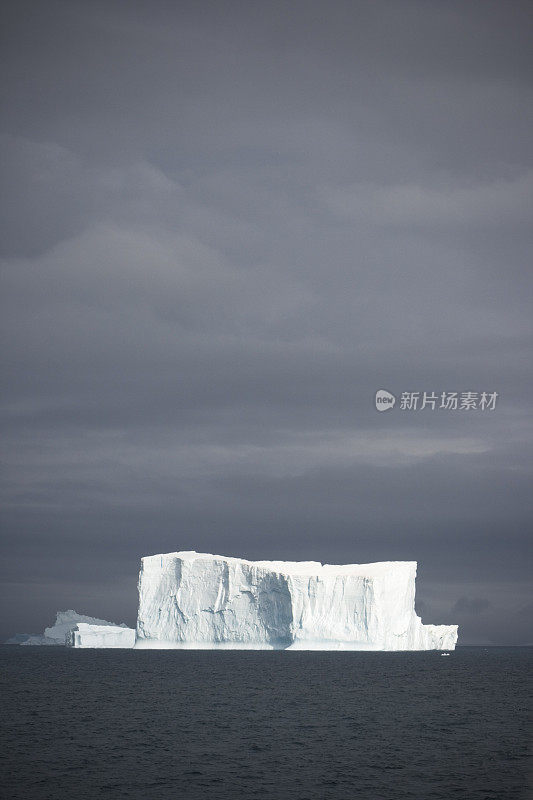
[6,610,134,646]
[66,624,136,648]
[136,551,458,650]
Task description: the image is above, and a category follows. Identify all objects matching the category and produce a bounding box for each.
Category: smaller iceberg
[66,624,136,648]
[6,610,135,647]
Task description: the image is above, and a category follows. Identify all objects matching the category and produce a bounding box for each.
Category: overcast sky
[1,0,532,644]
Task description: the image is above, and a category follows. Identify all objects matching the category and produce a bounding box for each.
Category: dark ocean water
[0,646,531,800]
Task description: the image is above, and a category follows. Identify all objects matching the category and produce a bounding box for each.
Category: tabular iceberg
[136,551,458,651]
[6,610,135,646]
[66,624,136,648]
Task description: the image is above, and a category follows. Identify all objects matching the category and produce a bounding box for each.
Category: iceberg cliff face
[136,551,458,651]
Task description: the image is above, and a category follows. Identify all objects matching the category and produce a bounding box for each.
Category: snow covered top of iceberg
[142,550,417,578]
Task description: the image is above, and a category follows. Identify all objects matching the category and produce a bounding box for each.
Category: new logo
[375,389,396,411]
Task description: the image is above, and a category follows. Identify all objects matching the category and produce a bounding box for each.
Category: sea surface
[1,646,531,800]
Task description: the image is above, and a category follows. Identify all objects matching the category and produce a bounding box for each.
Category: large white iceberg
[136,551,458,650]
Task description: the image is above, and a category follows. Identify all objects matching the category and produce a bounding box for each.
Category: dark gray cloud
[1,0,532,643]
